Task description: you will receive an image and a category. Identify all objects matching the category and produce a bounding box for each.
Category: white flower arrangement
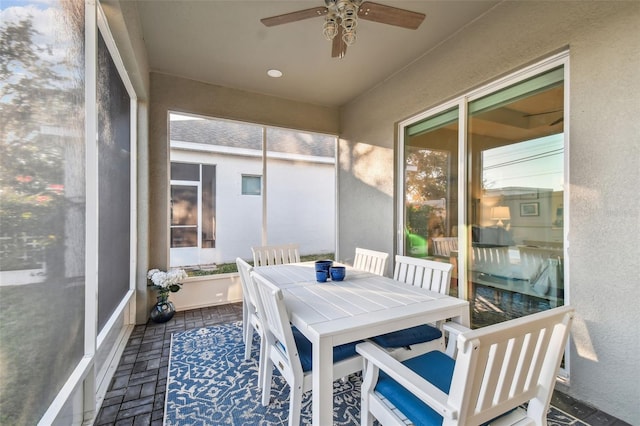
[147,268,188,295]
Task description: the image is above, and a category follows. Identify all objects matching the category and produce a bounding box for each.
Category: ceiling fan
[260,0,426,58]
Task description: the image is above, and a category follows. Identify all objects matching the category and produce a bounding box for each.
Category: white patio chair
[236,258,267,387]
[393,254,453,292]
[357,305,574,426]
[431,236,458,259]
[251,243,300,267]
[353,247,390,276]
[370,255,454,360]
[250,271,363,426]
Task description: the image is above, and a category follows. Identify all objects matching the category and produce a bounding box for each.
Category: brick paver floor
[95,302,629,425]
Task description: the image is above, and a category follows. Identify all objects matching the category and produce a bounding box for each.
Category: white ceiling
[132,1,499,107]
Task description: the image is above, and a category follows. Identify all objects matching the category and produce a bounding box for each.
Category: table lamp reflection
[491,206,511,227]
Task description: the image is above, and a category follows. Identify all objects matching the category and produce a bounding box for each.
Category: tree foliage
[405,148,449,203]
[0,16,73,268]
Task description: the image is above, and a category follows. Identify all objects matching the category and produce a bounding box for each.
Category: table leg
[456,306,471,328]
[312,335,334,425]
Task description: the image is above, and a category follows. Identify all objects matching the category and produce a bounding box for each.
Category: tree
[404,148,449,204]
[0,15,78,269]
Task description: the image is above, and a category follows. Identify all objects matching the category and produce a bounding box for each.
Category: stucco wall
[338,2,640,422]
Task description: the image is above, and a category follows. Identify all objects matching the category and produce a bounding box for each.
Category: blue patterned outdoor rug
[165,321,361,425]
[165,321,587,425]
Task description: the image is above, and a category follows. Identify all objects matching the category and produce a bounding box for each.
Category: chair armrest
[443,322,471,357]
[443,321,471,336]
[356,341,458,420]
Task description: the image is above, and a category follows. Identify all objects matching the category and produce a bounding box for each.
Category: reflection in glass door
[403,107,460,294]
[467,66,565,328]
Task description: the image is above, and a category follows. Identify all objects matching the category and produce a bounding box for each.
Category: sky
[0,0,50,10]
[1,0,77,89]
[482,133,564,192]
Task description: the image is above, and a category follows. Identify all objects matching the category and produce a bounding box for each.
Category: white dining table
[252,262,470,425]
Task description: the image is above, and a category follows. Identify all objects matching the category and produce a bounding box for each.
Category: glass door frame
[170,180,202,249]
[397,98,468,291]
[397,50,570,378]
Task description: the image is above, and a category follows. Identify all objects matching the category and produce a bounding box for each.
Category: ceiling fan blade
[260,6,328,27]
[523,109,563,117]
[332,25,347,58]
[549,117,564,126]
[358,1,425,29]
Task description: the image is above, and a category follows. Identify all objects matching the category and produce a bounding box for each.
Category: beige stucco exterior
[104,0,640,422]
[337,2,640,422]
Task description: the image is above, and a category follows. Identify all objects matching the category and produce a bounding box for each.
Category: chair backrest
[251,243,300,267]
[450,305,574,425]
[236,257,258,312]
[250,271,303,376]
[393,255,453,294]
[353,247,389,276]
[431,237,458,257]
[471,245,511,277]
[519,245,563,276]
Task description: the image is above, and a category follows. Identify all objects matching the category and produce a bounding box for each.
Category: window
[242,175,262,195]
[169,113,337,268]
[399,53,567,332]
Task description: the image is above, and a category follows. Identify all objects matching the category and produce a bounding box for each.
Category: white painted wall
[169,146,335,267]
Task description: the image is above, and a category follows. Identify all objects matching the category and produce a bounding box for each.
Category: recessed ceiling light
[267,69,283,78]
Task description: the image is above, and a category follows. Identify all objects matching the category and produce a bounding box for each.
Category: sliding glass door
[399,54,567,329]
[468,66,565,327]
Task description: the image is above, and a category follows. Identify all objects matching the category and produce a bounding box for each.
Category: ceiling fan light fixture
[329,0,360,51]
[342,2,358,18]
[335,0,350,14]
[342,28,356,45]
[341,16,357,31]
[323,14,338,40]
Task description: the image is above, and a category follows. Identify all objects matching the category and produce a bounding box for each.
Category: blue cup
[316,270,329,282]
[330,266,346,281]
[315,260,333,273]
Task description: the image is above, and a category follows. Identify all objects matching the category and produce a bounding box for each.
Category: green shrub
[184,253,335,277]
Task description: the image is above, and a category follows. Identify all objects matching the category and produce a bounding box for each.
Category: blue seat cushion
[371,324,442,348]
[291,326,361,372]
[375,351,454,426]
